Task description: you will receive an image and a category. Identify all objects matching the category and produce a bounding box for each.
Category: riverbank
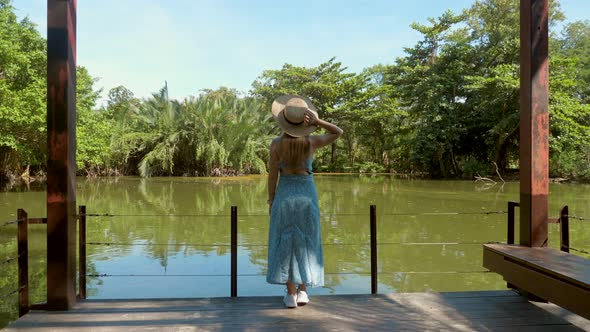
[2,171,589,192]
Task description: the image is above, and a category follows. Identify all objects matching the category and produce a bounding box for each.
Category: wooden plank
[27,218,47,224]
[6,292,589,331]
[485,244,590,288]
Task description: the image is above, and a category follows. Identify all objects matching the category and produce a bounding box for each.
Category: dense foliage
[1,0,589,182]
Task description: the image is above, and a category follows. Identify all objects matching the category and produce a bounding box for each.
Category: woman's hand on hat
[304,110,318,126]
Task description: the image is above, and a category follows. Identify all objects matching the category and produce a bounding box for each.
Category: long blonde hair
[279,135,311,168]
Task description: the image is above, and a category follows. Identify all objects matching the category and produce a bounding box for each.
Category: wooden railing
[1,208,86,317]
[506,201,570,251]
[7,202,583,316]
[4,204,379,316]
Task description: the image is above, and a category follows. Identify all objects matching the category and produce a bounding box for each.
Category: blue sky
[12,0,590,103]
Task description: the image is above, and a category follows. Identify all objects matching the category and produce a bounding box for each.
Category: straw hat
[271,94,318,137]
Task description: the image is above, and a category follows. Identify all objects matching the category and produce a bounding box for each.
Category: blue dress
[266,158,324,287]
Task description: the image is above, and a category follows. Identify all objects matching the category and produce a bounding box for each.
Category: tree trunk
[434,148,447,178]
[331,142,336,165]
[494,127,518,174]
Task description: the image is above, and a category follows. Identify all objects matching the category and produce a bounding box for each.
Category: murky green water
[1,175,589,326]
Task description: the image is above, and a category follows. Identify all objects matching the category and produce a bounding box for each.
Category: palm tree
[111,84,274,177]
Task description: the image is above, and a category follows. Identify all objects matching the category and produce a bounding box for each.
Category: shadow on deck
[5,291,590,331]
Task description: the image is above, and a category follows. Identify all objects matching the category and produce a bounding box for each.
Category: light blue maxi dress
[266,158,324,287]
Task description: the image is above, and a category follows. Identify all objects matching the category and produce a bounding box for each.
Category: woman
[266,94,343,308]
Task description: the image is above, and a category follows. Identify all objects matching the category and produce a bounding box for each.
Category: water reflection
[1,176,589,304]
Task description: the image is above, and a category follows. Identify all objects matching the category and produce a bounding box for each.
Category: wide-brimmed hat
[271,94,318,137]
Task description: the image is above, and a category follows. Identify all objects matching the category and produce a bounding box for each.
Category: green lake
[1,175,589,326]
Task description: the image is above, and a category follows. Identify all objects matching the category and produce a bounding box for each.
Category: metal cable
[83,210,510,219]
[0,255,20,266]
[85,213,229,218]
[0,286,26,300]
[382,211,507,216]
[87,241,496,247]
[25,211,590,220]
[88,273,249,277]
[87,242,230,247]
[1,219,22,227]
[376,241,490,245]
[88,270,491,278]
[565,215,586,221]
[569,247,590,255]
[379,270,492,274]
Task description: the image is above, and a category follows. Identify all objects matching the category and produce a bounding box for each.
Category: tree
[189,89,272,176]
[387,0,577,179]
[76,66,110,174]
[0,0,47,180]
[339,65,407,171]
[106,85,140,121]
[548,55,590,178]
[110,85,273,177]
[390,9,470,177]
[554,20,590,103]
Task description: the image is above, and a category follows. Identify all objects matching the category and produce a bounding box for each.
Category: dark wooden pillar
[519,0,549,247]
[47,0,77,309]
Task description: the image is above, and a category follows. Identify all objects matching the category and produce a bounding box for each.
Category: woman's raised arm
[304,110,343,149]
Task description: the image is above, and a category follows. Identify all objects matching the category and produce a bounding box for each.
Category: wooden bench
[483,243,590,319]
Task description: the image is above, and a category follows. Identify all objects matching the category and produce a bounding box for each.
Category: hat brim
[271,94,318,137]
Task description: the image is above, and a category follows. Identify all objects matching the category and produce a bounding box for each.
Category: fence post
[370,205,377,295]
[559,205,569,253]
[17,209,29,317]
[506,201,519,289]
[231,206,238,297]
[78,206,87,300]
[507,201,519,245]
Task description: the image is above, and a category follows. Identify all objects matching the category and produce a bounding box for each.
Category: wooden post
[507,201,519,245]
[559,206,569,253]
[519,0,549,248]
[230,206,237,297]
[47,0,77,309]
[78,206,86,299]
[17,209,29,317]
[370,205,377,294]
[506,202,520,289]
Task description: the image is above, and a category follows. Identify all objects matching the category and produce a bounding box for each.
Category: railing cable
[83,210,511,219]
[567,247,590,255]
[0,254,20,266]
[380,270,492,274]
[87,242,231,247]
[87,241,497,247]
[0,286,26,301]
[377,241,490,246]
[85,213,229,218]
[564,215,586,221]
[382,211,507,216]
[88,270,491,278]
[88,273,245,277]
[1,219,22,227]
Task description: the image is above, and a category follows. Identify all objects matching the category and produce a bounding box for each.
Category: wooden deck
[4,291,590,331]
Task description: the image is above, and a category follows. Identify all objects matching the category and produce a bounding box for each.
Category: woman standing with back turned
[266,94,343,308]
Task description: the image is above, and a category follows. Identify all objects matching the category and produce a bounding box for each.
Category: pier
[2,0,590,331]
[6,291,590,331]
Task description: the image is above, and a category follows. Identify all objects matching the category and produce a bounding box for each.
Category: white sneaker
[296,290,309,306]
[283,293,297,308]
